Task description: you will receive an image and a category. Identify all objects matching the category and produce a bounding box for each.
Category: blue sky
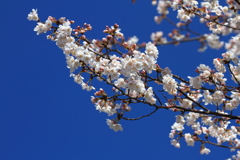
[0,0,236,159]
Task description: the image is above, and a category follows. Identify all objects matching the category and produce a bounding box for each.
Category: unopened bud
[123,42,129,48]
[236,119,240,124]
[80,35,86,40]
[59,17,66,23]
[107,35,112,40]
[102,38,107,43]
[132,44,137,49]
[152,0,157,5]
[94,91,101,96]
[114,23,119,29]
[176,22,182,28]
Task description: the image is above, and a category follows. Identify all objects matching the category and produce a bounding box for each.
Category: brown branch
[121,107,159,120]
[190,8,240,31]
[227,63,240,87]
[162,105,240,120]
[164,16,202,36]
[156,36,204,45]
[200,139,240,149]
[178,89,209,111]
[234,0,240,6]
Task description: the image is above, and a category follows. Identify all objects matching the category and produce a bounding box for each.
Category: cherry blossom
[106,119,123,132]
[28,0,240,158]
[27,9,38,21]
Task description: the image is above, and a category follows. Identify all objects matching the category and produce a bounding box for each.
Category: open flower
[106,119,123,132]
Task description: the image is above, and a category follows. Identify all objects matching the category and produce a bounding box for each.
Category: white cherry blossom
[106,119,123,132]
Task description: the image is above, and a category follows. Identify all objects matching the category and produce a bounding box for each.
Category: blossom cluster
[28,9,159,132]
[28,0,240,158]
[170,112,240,155]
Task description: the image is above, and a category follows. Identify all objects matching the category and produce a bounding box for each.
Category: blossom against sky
[0,0,236,160]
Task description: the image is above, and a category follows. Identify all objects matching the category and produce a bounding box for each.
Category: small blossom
[127,36,139,46]
[212,90,225,106]
[171,122,184,131]
[144,87,157,104]
[70,73,84,85]
[145,42,159,59]
[106,119,123,132]
[188,76,202,89]
[177,9,191,22]
[200,147,211,155]
[27,9,39,21]
[171,139,180,148]
[162,74,178,95]
[162,67,172,76]
[184,133,195,146]
[205,34,224,49]
[213,58,226,73]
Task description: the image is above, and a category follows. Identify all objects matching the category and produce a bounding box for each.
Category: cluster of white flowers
[213,58,226,73]
[224,92,240,111]
[29,0,240,157]
[184,133,195,146]
[162,74,178,95]
[144,87,157,104]
[93,99,117,116]
[153,0,240,53]
[188,62,227,91]
[27,9,39,21]
[150,2,240,154]
[28,9,161,132]
[170,139,180,148]
[34,17,53,35]
[151,31,167,44]
[230,64,240,83]
[171,115,185,131]
[156,0,170,15]
[177,8,195,22]
[180,92,202,109]
[205,34,224,50]
[170,111,240,155]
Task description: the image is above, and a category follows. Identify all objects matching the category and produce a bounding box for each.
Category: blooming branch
[28,0,240,158]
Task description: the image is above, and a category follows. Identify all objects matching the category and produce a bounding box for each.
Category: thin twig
[122,107,159,120]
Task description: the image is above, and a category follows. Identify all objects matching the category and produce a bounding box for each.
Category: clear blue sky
[0,0,235,159]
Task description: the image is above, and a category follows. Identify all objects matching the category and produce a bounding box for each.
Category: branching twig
[122,107,159,120]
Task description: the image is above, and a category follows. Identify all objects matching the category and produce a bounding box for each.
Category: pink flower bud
[114,23,119,29]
